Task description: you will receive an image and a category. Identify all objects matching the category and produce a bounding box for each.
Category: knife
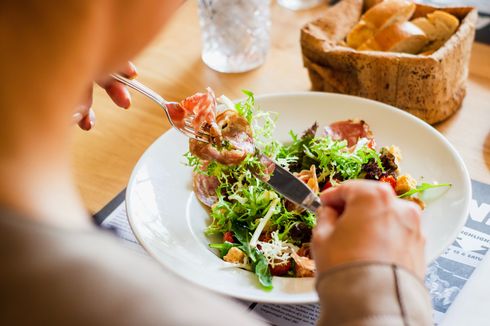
[256,154,322,213]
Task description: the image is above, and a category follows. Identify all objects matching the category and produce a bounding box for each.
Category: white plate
[126,92,471,304]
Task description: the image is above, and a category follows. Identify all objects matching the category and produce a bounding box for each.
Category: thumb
[313,206,338,241]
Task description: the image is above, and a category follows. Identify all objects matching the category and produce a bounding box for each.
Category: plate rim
[126,91,471,303]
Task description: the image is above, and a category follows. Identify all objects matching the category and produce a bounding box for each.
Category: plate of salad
[126,91,471,303]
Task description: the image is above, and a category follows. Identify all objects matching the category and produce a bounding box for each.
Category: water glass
[198,0,271,73]
[277,0,325,10]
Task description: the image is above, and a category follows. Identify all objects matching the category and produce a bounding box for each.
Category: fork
[113,73,322,211]
[111,74,210,143]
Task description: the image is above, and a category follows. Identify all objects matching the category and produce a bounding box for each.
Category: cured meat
[255,155,276,182]
[286,165,319,213]
[189,110,255,165]
[165,102,187,128]
[295,165,319,194]
[180,88,218,132]
[168,88,221,136]
[325,119,373,147]
[297,243,312,259]
[291,251,316,277]
[193,170,219,207]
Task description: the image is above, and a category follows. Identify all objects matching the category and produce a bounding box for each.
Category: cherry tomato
[367,138,376,149]
[321,179,343,191]
[321,181,333,191]
[380,175,396,191]
[223,231,235,243]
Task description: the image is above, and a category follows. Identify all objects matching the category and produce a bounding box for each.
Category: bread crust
[361,0,415,29]
[358,21,428,53]
[301,0,477,124]
[347,0,415,49]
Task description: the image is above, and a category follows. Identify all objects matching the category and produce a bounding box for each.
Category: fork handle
[111,73,167,106]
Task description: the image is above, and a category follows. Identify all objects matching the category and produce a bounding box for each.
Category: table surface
[71,1,490,214]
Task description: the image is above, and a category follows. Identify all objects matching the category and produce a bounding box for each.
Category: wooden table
[71,1,490,214]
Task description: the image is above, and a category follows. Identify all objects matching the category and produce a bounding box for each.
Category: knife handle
[303,192,322,213]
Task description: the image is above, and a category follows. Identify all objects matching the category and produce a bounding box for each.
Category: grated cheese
[256,231,291,267]
[250,198,279,248]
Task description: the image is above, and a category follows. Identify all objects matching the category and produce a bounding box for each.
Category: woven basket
[300,0,477,124]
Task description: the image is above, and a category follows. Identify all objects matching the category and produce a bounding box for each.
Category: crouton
[387,145,402,167]
[406,196,426,210]
[395,174,417,195]
[223,247,245,264]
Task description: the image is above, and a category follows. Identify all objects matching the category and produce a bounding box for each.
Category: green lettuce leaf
[399,182,452,198]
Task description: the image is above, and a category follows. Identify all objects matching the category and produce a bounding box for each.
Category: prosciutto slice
[291,250,316,277]
[325,119,373,147]
[193,171,219,207]
[189,110,255,165]
[169,88,220,136]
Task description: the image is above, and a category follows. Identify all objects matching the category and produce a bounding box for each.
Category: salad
[179,89,449,290]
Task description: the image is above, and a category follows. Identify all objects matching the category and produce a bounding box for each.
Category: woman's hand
[73,62,137,130]
[312,180,425,278]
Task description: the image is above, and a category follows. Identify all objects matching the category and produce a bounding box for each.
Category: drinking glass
[198,0,271,73]
[277,0,325,10]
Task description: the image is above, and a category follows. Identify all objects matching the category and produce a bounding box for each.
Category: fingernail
[72,112,83,123]
[89,109,96,128]
[129,62,138,78]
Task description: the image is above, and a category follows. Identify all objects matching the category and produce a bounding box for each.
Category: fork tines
[183,118,211,143]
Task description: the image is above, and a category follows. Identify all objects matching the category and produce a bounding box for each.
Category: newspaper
[98,179,490,325]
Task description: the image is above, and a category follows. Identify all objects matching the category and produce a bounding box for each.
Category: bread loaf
[412,10,459,53]
[362,0,415,29]
[358,21,428,53]
[347,0,416,48]
[364,0,383,10]
[347,22,375,49]
[300,0,477,124]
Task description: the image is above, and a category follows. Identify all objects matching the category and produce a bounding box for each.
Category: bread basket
[300,0,477,124]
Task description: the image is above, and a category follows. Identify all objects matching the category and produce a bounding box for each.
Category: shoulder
[0,226,262,326]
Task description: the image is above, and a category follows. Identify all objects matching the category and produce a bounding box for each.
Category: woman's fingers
[98,61,138,85]
[77,108,96,131]
[97,61,137,110]
[320,180,394,215]
[395,199,423,233]
[73,86,95,130]
[120,61,138,78]
[103,82,132,109]
[312,206,339,267]
[313,206,339,241]
[313,180,426,276]
[320,186,347,214]
[73,112,83,124]
[73,62,137,131]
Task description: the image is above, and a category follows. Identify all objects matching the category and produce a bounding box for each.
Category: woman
[0,1,431,325]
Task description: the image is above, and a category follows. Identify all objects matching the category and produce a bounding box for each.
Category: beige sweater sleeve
[316,263,432,326]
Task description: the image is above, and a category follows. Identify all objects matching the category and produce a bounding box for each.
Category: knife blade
[256,154,321,213]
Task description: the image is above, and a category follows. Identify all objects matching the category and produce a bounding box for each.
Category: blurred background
[71,0,489,213]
